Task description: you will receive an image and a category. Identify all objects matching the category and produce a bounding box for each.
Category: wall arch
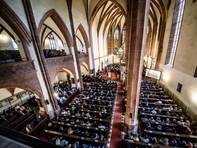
[89,0,126,24]
[0,83,42,100]
[0,0,32,60]
[76,24,90,52]
[38,9,73,49]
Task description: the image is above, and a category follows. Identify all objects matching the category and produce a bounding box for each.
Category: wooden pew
[59,114,109,122]
[139,112,188,120]
[138,106,182,113]
[1,113,19,126]
[45,129,105,144]
[29,116,49,137]
[66,108,111,115]
[13,113,36,131]
[52,120,108,132]
[71,103,112,109]
[144,129,197,140]
[6,111,34,129]
[62,89,79,106]
[140,102,177,107]
[126,139,183,148]
[141,120,177,127]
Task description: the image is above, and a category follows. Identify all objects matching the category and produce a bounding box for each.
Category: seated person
[75,111,81,116]
[80,120,86,126]
[151,109,157,115]
[26,124,33,133]
[75,119,80,125]
[67,127,74,134]
[36,115,43,123]
[102,107,107,112]
[55,138,68,147]
[165,118,170,124]
[185,120,191,126]
[133,134,139,142]
[155,117,162,123]
[73,141,81,148]
[159,138,169,146]
[149,117,155,122]
[156,125,162,131]
[98,123,105,129]
[146,123,155,130]
[86,121,92,127]
[92,133,100,140]
[140,134,149,143]
[59,126,67,133]
[84,130,91,137]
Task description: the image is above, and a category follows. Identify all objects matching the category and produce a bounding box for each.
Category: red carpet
[110,82,122,148]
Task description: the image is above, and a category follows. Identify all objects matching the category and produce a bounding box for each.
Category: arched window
[107,29,111,55]
[47,33,56,49]
[114,26,120,54]
[122,25,126,44]
[165,0,186,67]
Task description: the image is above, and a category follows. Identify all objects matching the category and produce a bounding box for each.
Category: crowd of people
[54,80,77,105]
[0,104,31,123]
[45,75,117,147]
[123,80,197,148]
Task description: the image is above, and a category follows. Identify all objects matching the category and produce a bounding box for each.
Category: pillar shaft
[124,0,150,133]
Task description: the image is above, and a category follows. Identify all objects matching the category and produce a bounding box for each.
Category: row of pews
[0,108,49,137]
[124,80,197,148]
[44,76,117,147]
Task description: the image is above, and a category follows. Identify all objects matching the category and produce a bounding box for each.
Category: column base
[124,114,138,135]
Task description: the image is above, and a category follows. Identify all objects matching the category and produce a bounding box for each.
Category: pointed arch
[0,83,42,100]
[76,24,90,52]
[38,9,73,48]
[89,0,126,24]
[0,0,32,59]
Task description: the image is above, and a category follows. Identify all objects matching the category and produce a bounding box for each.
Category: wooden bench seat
[45,129,105,144]
[138,106,182,113]
[126,139,183,148]
[71,103,112,109]
[59,114,109,122]
[144,129,197,139]
[29,116,49,137]
[6,111,34,129]
[140,102,177,107]
[13,113,36,131]
[66,108,111,115]
[52,120,108,132]
[139,112,188,120]
[1,113,19,126]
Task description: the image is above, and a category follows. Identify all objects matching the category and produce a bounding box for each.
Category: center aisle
[110,82,122,148]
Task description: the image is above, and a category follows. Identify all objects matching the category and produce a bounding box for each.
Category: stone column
[124,0,150,134]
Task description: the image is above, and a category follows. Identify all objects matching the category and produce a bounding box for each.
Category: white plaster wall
[72,0,89,37]
[57,72,67,81]
[80,66,89,75]
[14,88,25,95]
[30,0,71,32]
[173,0,197,76]
[5,0,30,31]
[159,64,197,112]
[0,88,12,101]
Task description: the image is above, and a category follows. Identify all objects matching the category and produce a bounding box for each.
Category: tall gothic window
[107,29,111,55]
[165,0,186,67]
[122,25,126,44]
[47,33,56,49]
[114,26,120,54]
